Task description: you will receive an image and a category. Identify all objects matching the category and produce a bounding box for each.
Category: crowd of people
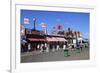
[21,40,88,53]
[21,35,89,57]
[27,42,67,52]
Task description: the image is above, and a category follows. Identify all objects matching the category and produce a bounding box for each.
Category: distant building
[64,28,83,46]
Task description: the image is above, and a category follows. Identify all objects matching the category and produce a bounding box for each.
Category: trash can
[64,49,69,57]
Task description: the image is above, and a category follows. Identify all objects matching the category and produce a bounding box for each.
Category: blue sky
[21,10,90,39]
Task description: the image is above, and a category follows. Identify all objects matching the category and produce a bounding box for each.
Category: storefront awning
[56,37,67,42]
[46,37,67,42]
[28,37,67,42]
[46,37,58,42]
[28,38,46,41]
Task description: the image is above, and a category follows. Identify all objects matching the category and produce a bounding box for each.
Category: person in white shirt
[40,44,43,52]
[28,43,31,52]
[63,44,66,50]
[37,44,40,50]
[45,43,49,52]
[56,44,59,51]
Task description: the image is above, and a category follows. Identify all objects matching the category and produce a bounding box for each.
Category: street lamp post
[33,18,36,30]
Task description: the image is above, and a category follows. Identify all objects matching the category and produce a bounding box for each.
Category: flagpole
[33,18,36,30]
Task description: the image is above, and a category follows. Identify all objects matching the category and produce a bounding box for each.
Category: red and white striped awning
[28,38,46,41]
[56,37,67,42]
[46,37,67,42]
[28,37,67,42]
[46,37,58,42]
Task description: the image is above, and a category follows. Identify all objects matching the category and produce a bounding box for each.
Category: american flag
[57,24,63,30]
[24,18,29,24]
[41,22,47,28]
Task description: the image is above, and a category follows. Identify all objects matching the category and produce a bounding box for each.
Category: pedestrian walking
[28,43,31,52]
[46,44,49,52]
[43,43,46,52]
[63,44,66,50]
[40,43,43,52]
[52,45,55,52]
[76,43,80,53]
[80,43,83,51]
[63,44,70,57]
[56,44,59,51]
[37,44,40,51]
[44,43,48,52]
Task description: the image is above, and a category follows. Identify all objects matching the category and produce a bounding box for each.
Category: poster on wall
[20,8,90,63]
[11,0,96,73]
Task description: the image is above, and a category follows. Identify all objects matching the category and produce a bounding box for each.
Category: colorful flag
[57,24,63,30]
[41,22,47,28]
[24,18,29,24]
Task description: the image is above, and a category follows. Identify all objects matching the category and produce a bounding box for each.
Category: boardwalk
[21,48,89,63]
